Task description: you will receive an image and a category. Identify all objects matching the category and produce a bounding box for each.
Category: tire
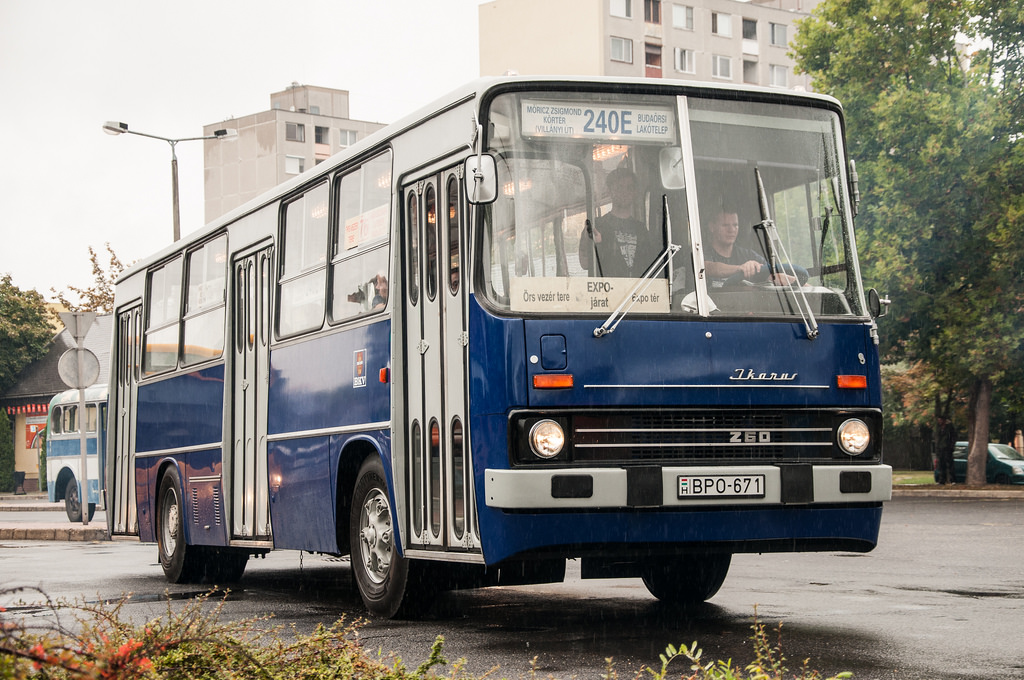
[994,474,1010,485]
[64,477,96,523]
[157,467,203,583]
[642,553,732,605]
[350,457,432,618]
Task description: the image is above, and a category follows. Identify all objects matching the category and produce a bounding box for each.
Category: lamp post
[102,121,237,242]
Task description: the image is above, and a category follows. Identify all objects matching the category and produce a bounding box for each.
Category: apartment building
[479,0,819,90]
[202,83,386,223]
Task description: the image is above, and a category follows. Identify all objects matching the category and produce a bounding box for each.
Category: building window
[611,36,633,63]
[315,126,329,144]
[644,0,660,24]
[770,64,788,87]
[770,22,787,46]
[712,54,732,79]
[645,43,662,77]
[674,47,695,73]
[743,18,757,40]
[286,122,305,142]
[285,155,305,175]
[672,4,693,30]
[610,0,631,18]
[711,12,732,37]
[310,105,320,115]
[339,130,358,147]
[743,60,758,84]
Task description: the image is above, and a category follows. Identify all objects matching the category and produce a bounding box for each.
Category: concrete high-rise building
[202,83,386,223]
[479,0,819,91]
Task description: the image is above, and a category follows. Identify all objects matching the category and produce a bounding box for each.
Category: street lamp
[102,121,237,242]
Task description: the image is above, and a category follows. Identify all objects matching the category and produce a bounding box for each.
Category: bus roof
[49,385,109,409]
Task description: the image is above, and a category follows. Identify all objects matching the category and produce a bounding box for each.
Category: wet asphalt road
[2,496,1022,680]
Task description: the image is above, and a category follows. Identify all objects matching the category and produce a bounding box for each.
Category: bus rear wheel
[64,477,96,523]
[157,467,204,583]
[350,457,432,618]
[642,553,732,604]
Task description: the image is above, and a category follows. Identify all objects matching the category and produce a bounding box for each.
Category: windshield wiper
[753,167,819,340]
[594,195,681,338]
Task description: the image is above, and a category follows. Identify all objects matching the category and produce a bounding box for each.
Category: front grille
[511,409,879,466]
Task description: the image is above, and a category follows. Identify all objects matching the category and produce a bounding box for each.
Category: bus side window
[182,234,228,366]
[143,256,183,375]
[277,182,329,337]
[330,151,393,322]
[51,406,62,435]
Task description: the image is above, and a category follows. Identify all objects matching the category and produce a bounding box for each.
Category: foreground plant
[0,586,454,679]
[2,588,847,679]
[641,611,851,680]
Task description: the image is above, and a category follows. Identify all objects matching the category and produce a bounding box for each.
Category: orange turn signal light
[837,374,867,389]
[533,374,574,389]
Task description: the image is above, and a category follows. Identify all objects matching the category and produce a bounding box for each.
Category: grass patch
[891,470,936,485]
[1,588,850,679]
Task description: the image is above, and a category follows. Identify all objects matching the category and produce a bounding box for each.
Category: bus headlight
[529,419,565,459]
[838,419,870,455]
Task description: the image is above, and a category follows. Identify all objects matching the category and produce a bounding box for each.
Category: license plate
[678,474,765,499]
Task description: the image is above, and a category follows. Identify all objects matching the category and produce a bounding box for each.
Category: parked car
[935,441,1024,484]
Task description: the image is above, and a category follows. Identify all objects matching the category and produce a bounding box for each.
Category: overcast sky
[0,0,486,300]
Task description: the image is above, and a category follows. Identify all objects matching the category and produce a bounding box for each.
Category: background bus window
[143,256,182,375]
[182,234,228,366]
[278,182,329,337]
[62,405,78,434]
[330,151,392,322]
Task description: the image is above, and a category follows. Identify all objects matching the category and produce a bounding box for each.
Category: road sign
[58,348,100,389]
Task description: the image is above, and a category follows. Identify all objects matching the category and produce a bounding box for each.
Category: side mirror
[465,154,498,204]
[867,288,890,318]
[659,147,686,190]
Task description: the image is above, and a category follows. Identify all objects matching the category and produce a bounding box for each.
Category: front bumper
[485,463,892,509]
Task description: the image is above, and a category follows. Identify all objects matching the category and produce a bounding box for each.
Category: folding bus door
[109,304,141,536]
[230,246,273,541]
[402,166,478,554]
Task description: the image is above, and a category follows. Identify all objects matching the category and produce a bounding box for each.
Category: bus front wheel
[64,477,96,523]
[157,467,203,583]
[350,457,432,618]
[642,553,732,604]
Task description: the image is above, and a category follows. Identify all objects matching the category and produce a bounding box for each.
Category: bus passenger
[371,273,388,309]
[578,168,659,278]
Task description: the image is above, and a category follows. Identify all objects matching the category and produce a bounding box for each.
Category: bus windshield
[478,90,864,319]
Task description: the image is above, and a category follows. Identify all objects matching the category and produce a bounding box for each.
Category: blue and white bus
[47,386,107,522]
[106,76,891,617]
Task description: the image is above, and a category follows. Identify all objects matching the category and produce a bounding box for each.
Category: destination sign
[510,276,670,314]
[521,100,676,142]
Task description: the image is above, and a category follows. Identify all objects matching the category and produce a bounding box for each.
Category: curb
[0,526,109,542]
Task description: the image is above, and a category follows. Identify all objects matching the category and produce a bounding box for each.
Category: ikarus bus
[106,77,891,617]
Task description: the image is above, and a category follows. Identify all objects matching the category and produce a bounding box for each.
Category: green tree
[0,410,13,492]
[0,274,54,393]
[51,243,127,314]
[792,0,1024,484]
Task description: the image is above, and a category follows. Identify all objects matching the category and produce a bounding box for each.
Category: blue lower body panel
[477,504,883,565]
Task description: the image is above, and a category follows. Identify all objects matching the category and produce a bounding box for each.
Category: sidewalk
[0,492,110,542]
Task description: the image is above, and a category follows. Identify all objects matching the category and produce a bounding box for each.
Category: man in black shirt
[578,168,658,278]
